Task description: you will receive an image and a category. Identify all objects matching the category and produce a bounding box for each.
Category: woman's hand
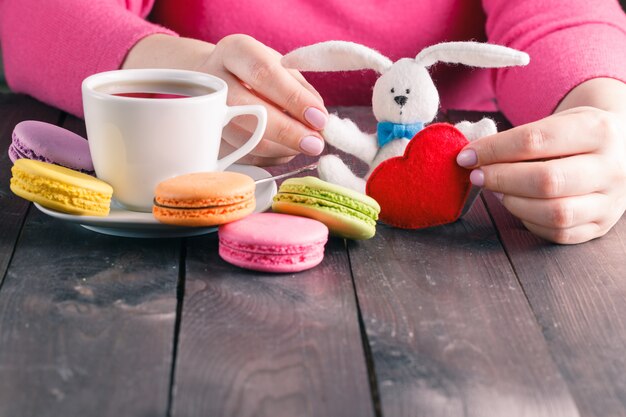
[123,34,328,166]
[200,34,328,166]
[457,106,626,244]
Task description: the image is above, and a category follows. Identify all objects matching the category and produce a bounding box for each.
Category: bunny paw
[454,118,497,141]
[318,154,366,193]
[322,115,378,164]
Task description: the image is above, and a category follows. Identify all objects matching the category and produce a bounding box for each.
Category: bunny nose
[394,95,408,106]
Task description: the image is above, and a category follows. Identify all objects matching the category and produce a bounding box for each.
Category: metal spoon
[254,163,318,185]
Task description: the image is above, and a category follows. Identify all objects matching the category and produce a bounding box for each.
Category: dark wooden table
[1,93,626,417]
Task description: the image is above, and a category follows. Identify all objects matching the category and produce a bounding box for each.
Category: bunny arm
[318,154,367,194]
[454,118,497,142]
[322,114,379,164]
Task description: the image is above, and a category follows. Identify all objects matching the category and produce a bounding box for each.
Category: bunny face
[371,59,439,124]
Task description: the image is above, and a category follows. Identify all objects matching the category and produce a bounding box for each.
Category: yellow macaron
[10,159,113,216]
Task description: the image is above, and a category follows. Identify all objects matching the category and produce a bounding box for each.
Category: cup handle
[216,105,268,171]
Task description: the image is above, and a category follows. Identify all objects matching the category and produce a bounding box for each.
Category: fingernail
[304,107,328,130]
[457,149,478,167]
[300,135,325,155]
[470,169,484,187]
[493,192,504,202]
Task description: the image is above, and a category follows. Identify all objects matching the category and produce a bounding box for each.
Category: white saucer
[34,164,277,238]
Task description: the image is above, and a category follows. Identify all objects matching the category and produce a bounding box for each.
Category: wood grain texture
[349,199,580,417]
[0,114,181,417]
[336,106,577,417]
[0,208,181,417]
[483,191,626,417]
[172,235,375,417]
[171,106,375,417]
[5,98,621,417]
[0,94,61,286]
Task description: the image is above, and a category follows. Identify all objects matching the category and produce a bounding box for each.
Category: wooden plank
[267,107,578,416]
[171,105,375,416]
[0,94,61,286]
[483,191,626,416]
[0,114,181,417]
[349,198,580,416]
[451,108,626,415]
[0,210,181,417]
[171,235,375,417]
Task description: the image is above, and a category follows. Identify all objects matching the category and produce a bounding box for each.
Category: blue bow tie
[376,121,424,147]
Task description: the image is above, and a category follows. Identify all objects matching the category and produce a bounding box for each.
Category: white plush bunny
[282,41,530,193]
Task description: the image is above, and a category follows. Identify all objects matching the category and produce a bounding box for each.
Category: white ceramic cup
[82,69,267,212]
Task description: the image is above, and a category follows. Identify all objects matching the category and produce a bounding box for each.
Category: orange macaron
[153,171,255,226]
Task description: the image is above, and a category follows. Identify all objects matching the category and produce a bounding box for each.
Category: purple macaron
[9,120,94,175]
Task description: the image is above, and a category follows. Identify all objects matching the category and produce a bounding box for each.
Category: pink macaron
[218,213,329,273]
[9,120,94,174]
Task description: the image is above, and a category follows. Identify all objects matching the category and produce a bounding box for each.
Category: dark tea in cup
[96,79,216,99]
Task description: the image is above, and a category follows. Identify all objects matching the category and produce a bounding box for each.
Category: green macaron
[272,176,381,240]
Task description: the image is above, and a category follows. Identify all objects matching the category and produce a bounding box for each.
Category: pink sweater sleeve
[0,0,177,117]
[484,0,626,125]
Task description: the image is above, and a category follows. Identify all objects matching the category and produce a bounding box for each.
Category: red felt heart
[366,123,471,229]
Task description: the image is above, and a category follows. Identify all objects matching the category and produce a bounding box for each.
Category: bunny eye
[390,88,395,94]
[406,89,410,94]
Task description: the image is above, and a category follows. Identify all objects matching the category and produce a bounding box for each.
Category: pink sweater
[1,0,626,126]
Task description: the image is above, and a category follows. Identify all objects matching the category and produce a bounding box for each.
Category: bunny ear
[415,42,530,68]
[281,41,393,73]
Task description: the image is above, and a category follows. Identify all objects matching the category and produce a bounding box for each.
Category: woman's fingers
[520,220,605,245]
[220,35,328,130]
[201,34,329,159]
[501,193,608,229]
[218,139,295,167]
[455,107,626,244]
[288,68,325,103]
[473,154,610,198]
[220,71,325,156]
[457,109,614,168]
[222,122,298,158]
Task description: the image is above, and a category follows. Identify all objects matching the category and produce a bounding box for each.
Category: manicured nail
[300,135,325,155]
[493,192,504,202]
[470,169,484,187]
[457,149,478,167]
[304,107,328,130]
